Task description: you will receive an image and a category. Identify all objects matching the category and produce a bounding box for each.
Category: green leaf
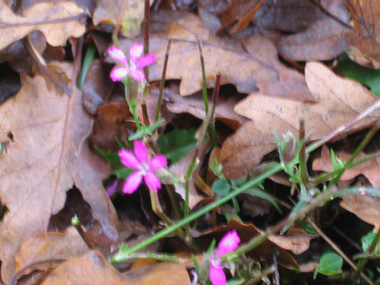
[338,53,380,97]
[212,179,231,196]
[361,232,380,255]
[95,147,133,179]
[316,252,343,277]
[244,187,282,214]
[158,128,201,164]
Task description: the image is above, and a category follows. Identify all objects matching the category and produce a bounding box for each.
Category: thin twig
[309,220,374,285]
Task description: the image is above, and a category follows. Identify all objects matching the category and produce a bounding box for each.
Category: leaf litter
[1,0,380,283]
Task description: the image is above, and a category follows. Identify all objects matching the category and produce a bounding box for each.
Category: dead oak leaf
[0,65,118,283]
[0,2,86,50]
[313,144,380,188]
[221,62,380,179]
[252,0,322,33]
[115,10,303,96]
[93,0,152,38]
[13,226,89,282]
[278,0,351,61]
[346,0,380,64]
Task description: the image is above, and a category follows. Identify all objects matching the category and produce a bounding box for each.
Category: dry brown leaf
[340,195,380,231]
[114,10,306,96]
[14,227,89,281]
[42,250,196,285]
[166,88,248,130]
[93,0,152,38]
[0,65,118,283]
[313,144,380,188]
[41,250,128,285]
[221,62,380,179]
[219,0,265,34]
[252,0,322,33]
[0,2,86,50]
[346,0,380,63]
[278,0,351,61]
[268,228,314,255]
[124,257,197,285]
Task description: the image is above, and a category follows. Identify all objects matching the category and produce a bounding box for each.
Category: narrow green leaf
[338,53,380,97]
[158,128,204,163]
[244,187,282,214]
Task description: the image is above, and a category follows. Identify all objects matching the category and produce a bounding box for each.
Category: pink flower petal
[144,171,161,192]
[149,155,167,171]
[130,43,144,62]
[136,54,156,68]
[134,140,148,164]
[110,66,129,82]
[217,230,240,256]
[119,149,140,169]
[209,264,226,285]
[123,171,143,194]
[108,46,128,64]
[130,69,145,82]
[106,180,119,196]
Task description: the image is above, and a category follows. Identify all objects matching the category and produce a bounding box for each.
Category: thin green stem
[113,164,282,260]
[155,37,172,123]
[298,119,309,194]
[209,72,221,147]
[353,226,380,282]
[197,35,208,115]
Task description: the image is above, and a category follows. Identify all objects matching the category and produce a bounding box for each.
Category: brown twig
[309,220,373,285]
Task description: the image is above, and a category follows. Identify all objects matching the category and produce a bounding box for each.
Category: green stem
[114,163,282,259]
[353,226,380,282]
[124,79,141,130]
[155,37,172,123]
[197,36,208,115]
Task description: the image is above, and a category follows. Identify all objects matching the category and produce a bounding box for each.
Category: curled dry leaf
[268,228,314,255]
[165,88,248,130]
[221,62,380,179]
[0,64,118,283]
[313,144,380,188]
[346,0,380,63]
[93,0,152,38]
[41,250,128,285]
[14,227,89,282]
[252,0,322,33]
[0,2,86,50]
[114,10,307,96]
[278,0,351,61]
[219,0,265,33]
[340,195,380,231]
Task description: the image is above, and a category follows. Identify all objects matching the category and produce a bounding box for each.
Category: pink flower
[209,230,240,285]
[119,140,167,194]
[108,43,156,82]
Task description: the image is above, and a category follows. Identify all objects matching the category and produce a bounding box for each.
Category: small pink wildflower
[108,43,156,82]
[119,140,167,194]
[209,230,240,285]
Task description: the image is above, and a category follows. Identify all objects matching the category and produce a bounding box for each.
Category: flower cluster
[209,230,241,285]
[108,43,156,82]
[118,140,167,194]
